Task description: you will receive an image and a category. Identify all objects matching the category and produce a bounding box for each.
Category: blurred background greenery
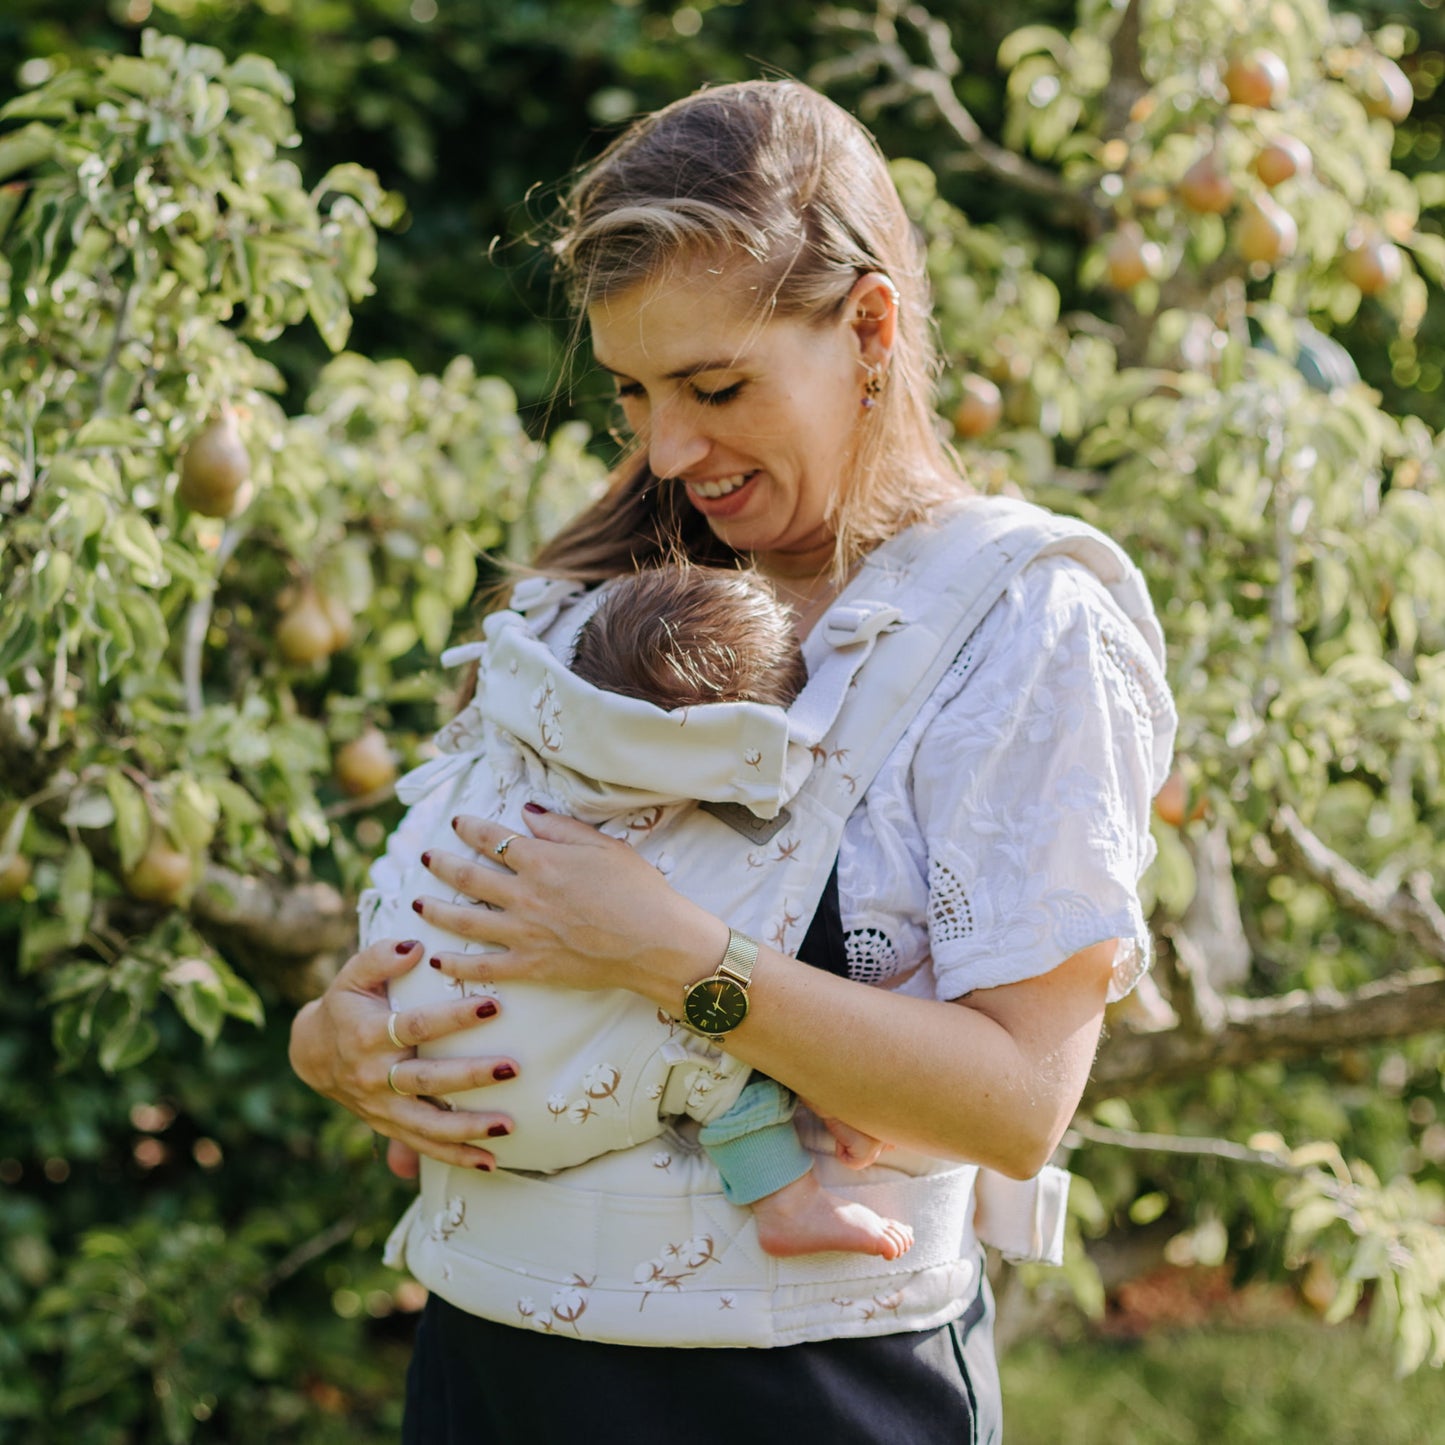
[2,2,1443,1440]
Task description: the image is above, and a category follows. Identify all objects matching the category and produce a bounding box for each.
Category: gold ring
[386,1011,406,1049]
[494,834,521,860]
[387,1062,409,1097]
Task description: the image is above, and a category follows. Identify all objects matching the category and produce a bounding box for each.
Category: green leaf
[998,24,1069,71]
[0,123,55,182]
[70,415,163,450]
[60,787,116,831]
[413,590,453,656]
[169,775,218,853]
[98,1013,159,1074]
[0,611,40,676]
[107,513,168,587]
[105,771,151,875]
[0,801,30,863]
[58,844,93,947]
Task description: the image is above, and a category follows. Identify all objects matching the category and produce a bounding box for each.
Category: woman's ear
[847,272,899,369]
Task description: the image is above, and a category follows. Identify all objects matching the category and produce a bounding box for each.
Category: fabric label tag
[698,801,792,843]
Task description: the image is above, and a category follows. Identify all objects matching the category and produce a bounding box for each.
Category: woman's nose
[647,404,710,480]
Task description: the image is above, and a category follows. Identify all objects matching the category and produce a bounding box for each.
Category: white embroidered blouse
[831,553,1176,1003]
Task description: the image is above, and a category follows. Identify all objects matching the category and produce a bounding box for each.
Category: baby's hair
[571,566,807,711]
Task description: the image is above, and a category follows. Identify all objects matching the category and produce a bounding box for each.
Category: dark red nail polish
[451,816,461,831]
[396,940,420,954]
[476,1000,498,1019]
[523,801,548,814]
[420,850,432,867]
[487,1123,510,1138]
[411,899,424,914]
[492,1063,516,1081]
[474,1160,494,1172]
[430,957,442,970]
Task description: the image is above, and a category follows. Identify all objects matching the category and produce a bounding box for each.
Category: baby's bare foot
[751,1169,913,1260]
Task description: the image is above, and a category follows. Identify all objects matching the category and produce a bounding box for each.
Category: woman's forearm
[637,905,1115,1176]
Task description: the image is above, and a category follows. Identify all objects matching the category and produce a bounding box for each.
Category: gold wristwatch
[681,929,759,1037]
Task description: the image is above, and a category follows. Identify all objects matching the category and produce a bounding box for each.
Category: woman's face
[588,262,894,578]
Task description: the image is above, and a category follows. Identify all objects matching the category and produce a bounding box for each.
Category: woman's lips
[684,470,759,516]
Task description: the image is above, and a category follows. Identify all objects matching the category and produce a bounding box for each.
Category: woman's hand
[287,937,521,1171]
[412,808,726,1009]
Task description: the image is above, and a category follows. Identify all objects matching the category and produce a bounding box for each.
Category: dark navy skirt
[402,1272,1000,1445]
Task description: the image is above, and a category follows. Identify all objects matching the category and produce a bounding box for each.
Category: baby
[568,566,911,1261]
[378,565,911,1261]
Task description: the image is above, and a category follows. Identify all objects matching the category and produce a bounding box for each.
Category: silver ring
[386,1011,406,1049]
[494,833,521,861]
[387,1062,409,1097]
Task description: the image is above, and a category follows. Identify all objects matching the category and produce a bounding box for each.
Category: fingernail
[430,957,442,970]
[487,1123,510,1138]
[492,1063,516,1081]
[420,850,432,867]
[474,1160,494,1172]
[451,816,461,831]
[411,899,424,914]
[475,1000,498,1019]
[523,802,548,814]
[396,940,420,954]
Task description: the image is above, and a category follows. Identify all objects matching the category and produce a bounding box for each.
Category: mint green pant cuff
[698,1076,812,1206]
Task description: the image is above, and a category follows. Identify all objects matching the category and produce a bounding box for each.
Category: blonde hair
[570,565,807,709]
[535,79,966,581]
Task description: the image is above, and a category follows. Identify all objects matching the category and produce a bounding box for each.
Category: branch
[1099,0,1147,139]
[1273,805,1445,963]
[813,3,1100,231]
[1088,967,1445,1098]
[192,862,357,959]
[258,1215,359,1294]
[1064,1118,1295,1171]
[181,523,245,718]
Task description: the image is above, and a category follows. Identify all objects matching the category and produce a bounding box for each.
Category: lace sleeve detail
[917,557,1176,1002]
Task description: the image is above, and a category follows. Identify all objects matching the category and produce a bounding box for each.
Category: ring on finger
[387,1062,410,1097]
[386,1010,406,1050]
[494,833,522,861]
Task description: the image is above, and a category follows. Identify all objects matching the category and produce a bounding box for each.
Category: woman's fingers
[338,936,428,994]
[420,846,514,903]
[383,1051,519,1100]
[452,808,612,858]
[387,990,506,1048]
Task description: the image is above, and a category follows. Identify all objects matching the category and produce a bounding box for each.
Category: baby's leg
[750,1168,914,1260]
[699,1076,912,1260]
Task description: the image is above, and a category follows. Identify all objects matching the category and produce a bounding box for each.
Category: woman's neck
[760,564,851,643]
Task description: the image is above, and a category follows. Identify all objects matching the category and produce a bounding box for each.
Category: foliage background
[1,1,1443,1440]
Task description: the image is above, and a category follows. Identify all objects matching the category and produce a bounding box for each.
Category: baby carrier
[376,495,1166,1347]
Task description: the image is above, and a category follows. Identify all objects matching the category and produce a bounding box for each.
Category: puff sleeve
[910,556,1176,1002]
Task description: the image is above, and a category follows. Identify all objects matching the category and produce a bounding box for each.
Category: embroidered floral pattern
[429,1197,467,1242]
[531,676,563,752]
[633,1234,722,1311]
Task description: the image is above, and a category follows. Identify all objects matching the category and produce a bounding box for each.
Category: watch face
[683,976,749,1036]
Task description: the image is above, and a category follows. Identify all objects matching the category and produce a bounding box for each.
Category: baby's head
[570,566,806,710]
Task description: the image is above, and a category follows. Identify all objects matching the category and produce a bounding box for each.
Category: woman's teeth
[691,472,751,499]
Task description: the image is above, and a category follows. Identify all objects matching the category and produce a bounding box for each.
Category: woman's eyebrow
[594,354,747,382]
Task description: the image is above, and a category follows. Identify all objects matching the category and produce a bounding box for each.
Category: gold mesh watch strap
[717,928,759,986]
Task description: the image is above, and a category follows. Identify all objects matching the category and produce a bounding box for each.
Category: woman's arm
[418,810,1115,1178]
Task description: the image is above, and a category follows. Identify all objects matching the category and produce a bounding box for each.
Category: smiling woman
[589,259,896,577]
[288,78,1177,1445]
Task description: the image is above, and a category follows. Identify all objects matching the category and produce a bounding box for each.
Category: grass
[1001,1314,1445,1444]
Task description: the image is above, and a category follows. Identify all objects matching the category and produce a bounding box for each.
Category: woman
[289,79,1176,1442]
